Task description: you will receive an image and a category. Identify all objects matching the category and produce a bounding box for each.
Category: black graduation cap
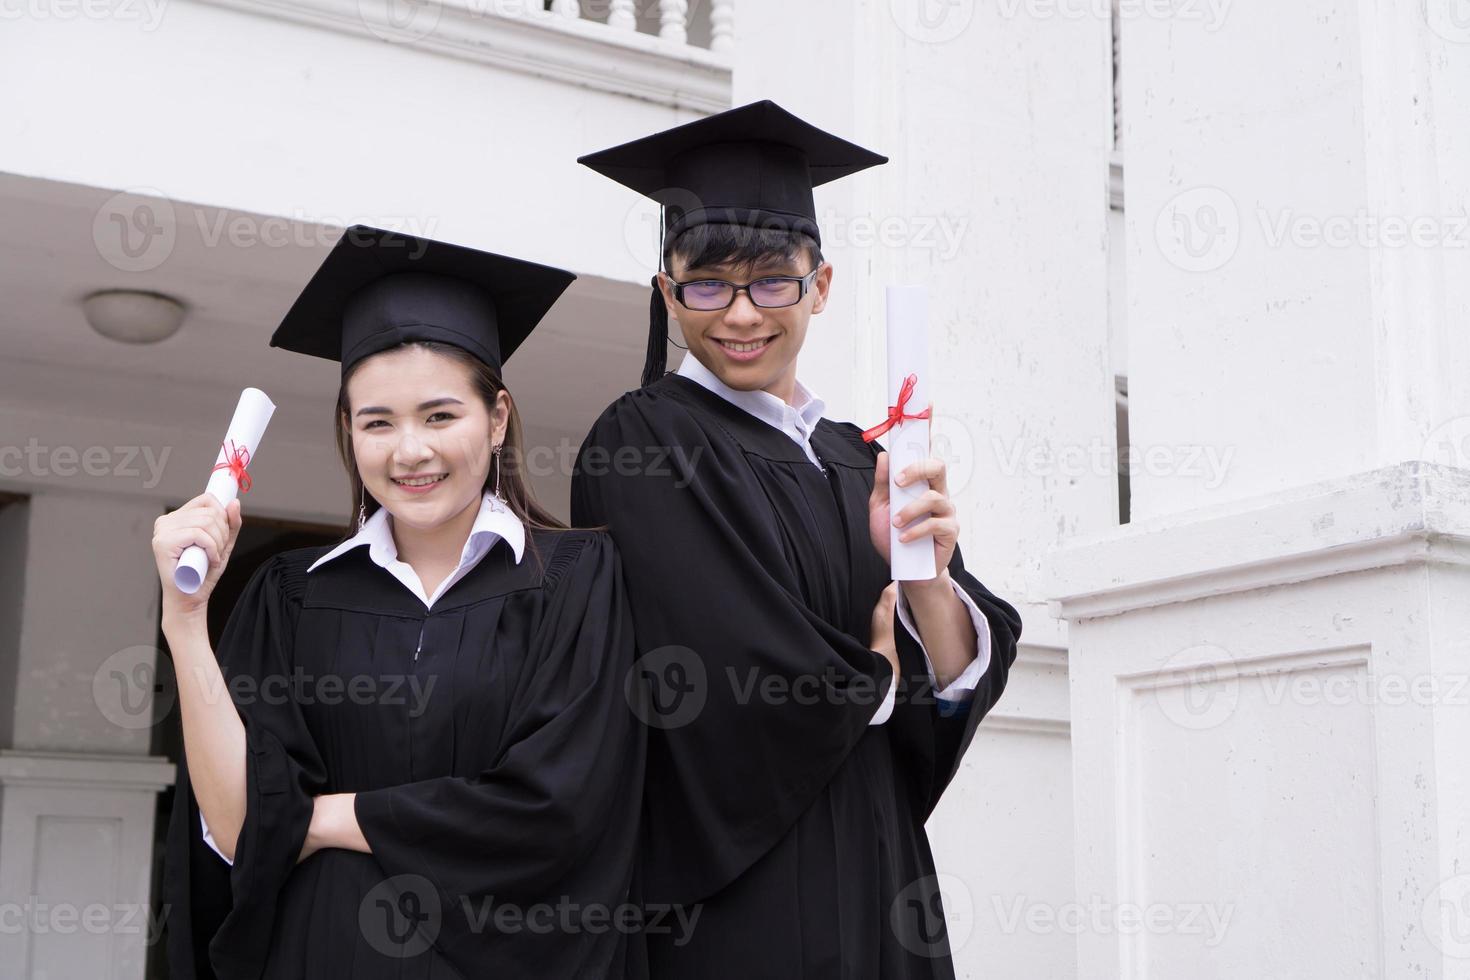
[577,101,887,386]
[270,225,576,376]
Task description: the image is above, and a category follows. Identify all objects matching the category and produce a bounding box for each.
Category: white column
[1048,2,1470,977]
[1122,0,1470,522]
[9,492,163,754]
[0,491,174,980]
[1048,464,1470,979]
[0,752,175,980]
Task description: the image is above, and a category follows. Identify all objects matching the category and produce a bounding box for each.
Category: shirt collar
[307,491,526,574]
[675,352,827,434]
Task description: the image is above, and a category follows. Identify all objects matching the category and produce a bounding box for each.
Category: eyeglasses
[668,266,823,312]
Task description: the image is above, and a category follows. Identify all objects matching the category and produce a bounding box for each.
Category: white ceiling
[0,172,651,439]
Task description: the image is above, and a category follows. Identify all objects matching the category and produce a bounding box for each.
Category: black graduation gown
[162,528,645,980]
[570,372,1023,979]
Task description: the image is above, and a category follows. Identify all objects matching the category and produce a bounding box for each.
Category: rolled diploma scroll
[173,387,276,594]
[885,286,937,581]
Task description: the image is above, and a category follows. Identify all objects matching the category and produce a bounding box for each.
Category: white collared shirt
[306,489,526,609]
[202,491,525,864]
[678,352,829,470]
[674,354,993,725]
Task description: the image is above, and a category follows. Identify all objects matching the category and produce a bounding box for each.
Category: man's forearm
[900,570,979,689]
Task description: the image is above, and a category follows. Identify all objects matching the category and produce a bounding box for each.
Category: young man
[572,101,1023,979]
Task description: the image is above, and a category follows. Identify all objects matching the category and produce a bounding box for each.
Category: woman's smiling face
[344,345,506,531]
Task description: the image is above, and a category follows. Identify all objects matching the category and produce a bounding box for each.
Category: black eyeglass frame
[666,265,824,312]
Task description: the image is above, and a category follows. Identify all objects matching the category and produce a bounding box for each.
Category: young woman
[153,226,644,979]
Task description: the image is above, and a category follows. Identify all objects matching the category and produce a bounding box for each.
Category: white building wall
[1049,0,1470,973]
[0,1,727,284]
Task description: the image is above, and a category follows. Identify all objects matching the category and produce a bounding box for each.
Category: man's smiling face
[659,248,833,397]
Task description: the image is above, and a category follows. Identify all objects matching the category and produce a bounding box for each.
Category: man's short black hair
[665,223,823,275]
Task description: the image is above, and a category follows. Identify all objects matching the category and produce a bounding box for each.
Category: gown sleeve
[352,531,645,978]
[889,539,1023,818]
[163,550,327,980]
[862,428,1024,820]
[569,390,896,908]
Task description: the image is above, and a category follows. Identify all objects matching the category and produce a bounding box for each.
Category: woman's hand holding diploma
[150,387,276,863]
[153,494,243,622]
[173,388,274,593]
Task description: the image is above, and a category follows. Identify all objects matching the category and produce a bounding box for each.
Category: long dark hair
[333,340,567,542]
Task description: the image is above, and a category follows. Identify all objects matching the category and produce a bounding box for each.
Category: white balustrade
[606,0,635,30]
[658,0,689,44]
[710,0,733,52]
[526,0,726,54]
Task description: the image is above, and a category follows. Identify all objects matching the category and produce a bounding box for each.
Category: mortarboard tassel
[642,275,669,388]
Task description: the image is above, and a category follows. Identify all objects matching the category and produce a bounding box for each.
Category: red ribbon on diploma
[861,373,932,443]
[210,440,254,493]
